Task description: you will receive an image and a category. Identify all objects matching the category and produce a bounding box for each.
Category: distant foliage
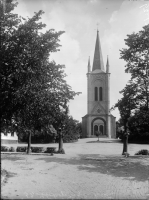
[61,116,81,143]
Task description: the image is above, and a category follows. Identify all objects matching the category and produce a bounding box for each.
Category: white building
[82,30,116,138]
[1,132,18,144]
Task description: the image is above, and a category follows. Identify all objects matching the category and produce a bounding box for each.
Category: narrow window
[100,125,104,135]
[94,125,98,135]
[99,87,103,101]
[95,87,98,101]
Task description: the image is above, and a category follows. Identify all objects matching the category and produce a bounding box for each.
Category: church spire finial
[88,56,91,72]
[97,22,99,32]
[92,29,104,72]
[106,55,110,73]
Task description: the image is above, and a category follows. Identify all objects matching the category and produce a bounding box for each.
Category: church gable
[90,74,106,83]
[91,103,106,114]
[91,78,104,85]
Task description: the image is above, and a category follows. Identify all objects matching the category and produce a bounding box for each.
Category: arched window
[99,87,103,101]
[95,87,98,101]
[100,125,104,135]
[94,125,98,135]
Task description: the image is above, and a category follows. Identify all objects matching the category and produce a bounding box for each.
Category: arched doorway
[91,118,106,136]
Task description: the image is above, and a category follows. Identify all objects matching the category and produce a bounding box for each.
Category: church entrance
[92,119,105,136]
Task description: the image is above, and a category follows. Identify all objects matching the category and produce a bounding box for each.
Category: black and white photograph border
[1,0,149,199]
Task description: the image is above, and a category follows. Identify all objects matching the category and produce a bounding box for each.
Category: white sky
[13,0,149,122]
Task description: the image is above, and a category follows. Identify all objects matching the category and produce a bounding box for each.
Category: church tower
[82,30,116,138]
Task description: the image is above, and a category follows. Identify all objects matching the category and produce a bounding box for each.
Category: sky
[13,0,149,122]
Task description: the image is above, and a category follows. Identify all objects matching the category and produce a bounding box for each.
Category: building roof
[92,30,105,72]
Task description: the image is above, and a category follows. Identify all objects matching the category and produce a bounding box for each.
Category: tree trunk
[122,135,128,155]
[27,131,31,154]
[59,133,63,151]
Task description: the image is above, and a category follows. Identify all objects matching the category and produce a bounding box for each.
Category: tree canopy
[112,24,149,142]
[0,0,80,140]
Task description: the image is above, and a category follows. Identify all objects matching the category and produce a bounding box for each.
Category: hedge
[31,147,46,153]
[1,146,10,152]
[16,146,27,152]
[45,147,57,153]
[1,146,57,154]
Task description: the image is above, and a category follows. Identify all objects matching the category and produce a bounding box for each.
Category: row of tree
[0,0,81,147]
[113,24,149,143]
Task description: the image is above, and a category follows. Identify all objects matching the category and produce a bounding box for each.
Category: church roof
[92,30,105,72]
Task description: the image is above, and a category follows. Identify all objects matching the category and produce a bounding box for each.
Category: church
[82,30,116,138]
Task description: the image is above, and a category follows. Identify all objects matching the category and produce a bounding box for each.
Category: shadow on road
[34,154,149,182]
[1,154,25,161]
[86,140,121,143]
[1,153,149,182]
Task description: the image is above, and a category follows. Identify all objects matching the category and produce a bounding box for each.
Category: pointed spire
[92,30,104,72]
[106,55,110,73]
[88,56,91,72]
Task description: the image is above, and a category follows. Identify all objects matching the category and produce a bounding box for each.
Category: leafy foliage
[112,25,149,142]
[128,109,149,143]
[0,0,80,145]
[61,116,81,143]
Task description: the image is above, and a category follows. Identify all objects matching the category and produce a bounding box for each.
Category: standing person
[95,130,100,141]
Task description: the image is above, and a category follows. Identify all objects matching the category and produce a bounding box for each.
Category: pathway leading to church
[1,138,149,199]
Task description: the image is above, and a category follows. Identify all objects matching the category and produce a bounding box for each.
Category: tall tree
[0,0,80,152]
[112,24,149,142]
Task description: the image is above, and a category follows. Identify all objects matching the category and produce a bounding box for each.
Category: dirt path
[1,138,149,199]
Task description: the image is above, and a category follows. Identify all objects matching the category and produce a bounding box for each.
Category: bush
[135,149,149,155]
[63,133,78,143]
[16,146,27,152]
[1,146,10,152]
[31,147,46,153]
[45,147,57,153]
[9,147,16,152]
